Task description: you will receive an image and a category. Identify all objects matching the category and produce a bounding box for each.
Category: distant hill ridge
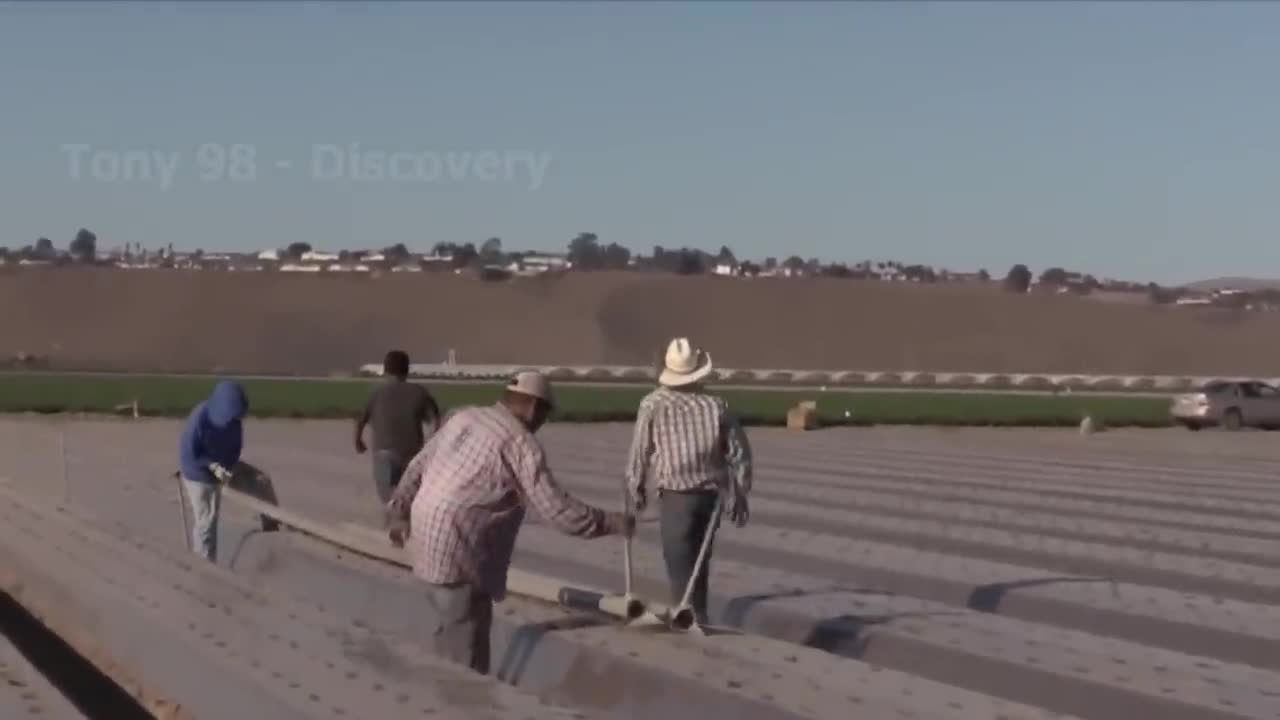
[6,266,1280,376]
[1181,277,1280,292]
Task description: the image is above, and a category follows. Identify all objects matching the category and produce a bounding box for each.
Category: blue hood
[206,381,248,427]
[179,380,248,484]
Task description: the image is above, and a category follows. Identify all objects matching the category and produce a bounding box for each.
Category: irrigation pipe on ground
[218,485,669,627]
[335,520,666,627]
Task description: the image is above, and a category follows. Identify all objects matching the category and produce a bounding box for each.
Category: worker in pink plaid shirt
[385,370,633,674]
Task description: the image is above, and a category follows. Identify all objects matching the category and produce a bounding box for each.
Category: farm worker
[625,337,753,627]
[354,349,442,511]
[385,370,633,675]
[178,380,249,562]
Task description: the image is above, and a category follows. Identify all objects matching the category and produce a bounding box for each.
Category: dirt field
[4,266,1279,376]
[3,418,1280,718]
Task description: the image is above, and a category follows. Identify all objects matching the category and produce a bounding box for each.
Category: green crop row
[0,373,1174,427]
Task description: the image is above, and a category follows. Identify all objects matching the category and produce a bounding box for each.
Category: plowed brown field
[3,266,1276,376]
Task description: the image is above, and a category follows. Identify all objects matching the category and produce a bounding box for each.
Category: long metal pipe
[220,486,662,624]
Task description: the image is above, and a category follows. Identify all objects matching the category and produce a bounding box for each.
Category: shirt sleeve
[180,415,213,469]
[512,438,614,538]
[722,407,753,497]
[625,398,655,500]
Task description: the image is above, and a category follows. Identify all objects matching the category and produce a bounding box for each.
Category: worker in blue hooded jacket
[178,380,249,561]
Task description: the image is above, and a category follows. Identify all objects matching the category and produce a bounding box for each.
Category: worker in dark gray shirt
[355,350,442,509]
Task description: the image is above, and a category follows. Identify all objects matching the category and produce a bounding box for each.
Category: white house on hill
[520,253,571,272]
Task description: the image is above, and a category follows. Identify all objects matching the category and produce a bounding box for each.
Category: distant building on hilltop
[419,252,454,271]
[518,253,570,273]
[300,250,340,263]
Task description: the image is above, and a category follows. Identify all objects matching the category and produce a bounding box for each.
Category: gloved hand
[208,463,234,483]
[727,492,749,528]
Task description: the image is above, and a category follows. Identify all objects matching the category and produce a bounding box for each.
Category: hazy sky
[2,1,1279,284]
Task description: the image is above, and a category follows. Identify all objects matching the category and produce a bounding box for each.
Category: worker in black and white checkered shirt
[625,337,753,626]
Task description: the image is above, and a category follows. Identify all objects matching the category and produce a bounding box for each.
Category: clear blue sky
[3,1,1279,284]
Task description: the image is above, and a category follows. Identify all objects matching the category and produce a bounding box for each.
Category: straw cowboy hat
[658,337,714,387]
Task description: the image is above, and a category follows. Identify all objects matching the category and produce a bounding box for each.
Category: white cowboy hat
[658,338,714,387]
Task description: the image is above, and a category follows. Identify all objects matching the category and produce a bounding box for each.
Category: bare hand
[607,512,636,537]
[388,525,407,548]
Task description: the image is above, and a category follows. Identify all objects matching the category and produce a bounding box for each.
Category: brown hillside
[3,266,1278,376]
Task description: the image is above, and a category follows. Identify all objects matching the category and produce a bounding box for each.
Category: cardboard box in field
[786,400,819,431]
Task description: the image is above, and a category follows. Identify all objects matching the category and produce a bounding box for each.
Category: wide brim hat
[658,337,714,387]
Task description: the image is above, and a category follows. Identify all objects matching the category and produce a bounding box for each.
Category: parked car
[1170,380,1280,430]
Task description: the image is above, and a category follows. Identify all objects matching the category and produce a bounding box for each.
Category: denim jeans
[423,581,493,675]
[658,489,721,625]
[182,477,221,562]
[372,450,409,506]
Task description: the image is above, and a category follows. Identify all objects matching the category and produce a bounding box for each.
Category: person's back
[411,405,527,523]
[356,350,442,506]
[367,379,436,457]
[633,385,735,490]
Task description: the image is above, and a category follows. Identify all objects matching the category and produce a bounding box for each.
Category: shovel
[669,493,723,635]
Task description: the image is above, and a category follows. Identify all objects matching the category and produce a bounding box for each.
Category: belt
[657,486,720,497]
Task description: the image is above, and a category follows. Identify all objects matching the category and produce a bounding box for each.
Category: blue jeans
[659,489,721,625]
[372,450,409,506]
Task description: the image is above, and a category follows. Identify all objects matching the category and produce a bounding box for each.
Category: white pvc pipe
[622,479,638,612]
[219,487,656,624]
[330,523,666,623]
